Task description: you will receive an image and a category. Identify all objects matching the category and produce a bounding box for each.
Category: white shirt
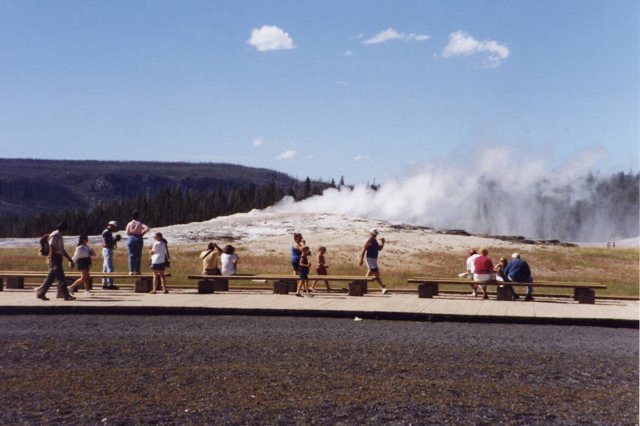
[151,241,167,264]
[72,244,95,262]
[466,254,480,274]
[220,253,239,276]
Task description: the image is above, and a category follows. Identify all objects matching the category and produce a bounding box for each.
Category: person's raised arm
[141,223,150,236]
[379,237,385,251]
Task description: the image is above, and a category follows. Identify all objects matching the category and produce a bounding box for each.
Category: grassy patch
[0,244,637,297]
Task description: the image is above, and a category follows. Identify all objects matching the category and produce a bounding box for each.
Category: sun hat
[108,221,118,227]
[512,252,520,259]
[369,228,379,236]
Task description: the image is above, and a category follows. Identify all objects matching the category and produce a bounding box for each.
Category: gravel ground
[0,315,637,425]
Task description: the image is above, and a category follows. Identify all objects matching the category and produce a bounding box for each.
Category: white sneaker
[68,286,75,295]
[471,291,477,297]
[85,290,92,295]
[381,288,388,295]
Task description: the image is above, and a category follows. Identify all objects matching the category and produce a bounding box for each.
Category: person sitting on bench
[473,248,493,300]
[504,253,533,301]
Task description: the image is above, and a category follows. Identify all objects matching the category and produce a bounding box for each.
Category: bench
[0,271,170,294]
[187,274,378,296]
[407,277,607,304]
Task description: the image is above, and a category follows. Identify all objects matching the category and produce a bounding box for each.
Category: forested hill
[0,159,301,217]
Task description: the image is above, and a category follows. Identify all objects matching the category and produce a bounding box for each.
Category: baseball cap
[511,252,520,259]
[108,221,118,227]
[369,228,379,236]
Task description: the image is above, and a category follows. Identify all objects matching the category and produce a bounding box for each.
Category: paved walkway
[0,288,637,327]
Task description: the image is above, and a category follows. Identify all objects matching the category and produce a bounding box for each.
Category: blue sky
[0,0,637,183]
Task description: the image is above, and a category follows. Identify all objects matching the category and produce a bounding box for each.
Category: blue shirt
[504,259,532,283]
[291,245,302,263]
[102,229,115,249]
[366,239,380,259]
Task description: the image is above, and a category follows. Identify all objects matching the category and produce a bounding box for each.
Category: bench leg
[273,280,290,295]
[497,285,514,301]
[575,288,595,304]
[0,278,3,291]
[348,281,366,296]
[134,278,153,293]
[212,279,229,292]
[5,276,24,289]
[418,283,437,298]
[198,280,215,294]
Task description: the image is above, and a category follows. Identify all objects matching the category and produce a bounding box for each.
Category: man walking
[101,220,120,290]
[359,228,388,294]
[36,222,75,301]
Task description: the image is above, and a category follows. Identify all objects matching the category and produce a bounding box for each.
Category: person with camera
[101,220,121,290]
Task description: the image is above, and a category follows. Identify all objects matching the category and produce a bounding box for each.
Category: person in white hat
[101,220,121,290]
[359,228,388,294]
[504,252,534,301]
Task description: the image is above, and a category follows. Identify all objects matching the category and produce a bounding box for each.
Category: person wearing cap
[504,253,533,301]
[359,228,388,294]
[35,222,75,301]
[101,220,121,290]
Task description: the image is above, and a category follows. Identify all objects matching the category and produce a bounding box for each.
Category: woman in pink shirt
[473,248,494,300]
[126,210,150,275]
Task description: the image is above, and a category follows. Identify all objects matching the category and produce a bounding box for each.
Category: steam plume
[276,147,639,242]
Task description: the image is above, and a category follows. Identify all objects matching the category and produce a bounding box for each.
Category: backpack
[39,233,50,256]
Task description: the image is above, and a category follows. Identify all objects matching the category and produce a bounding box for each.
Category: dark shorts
[292,261,300,273]
[299,271,309,280]
[316,265,327,275]
[151,263,166,271]
[76,258,91,271]
[205,268,221,275]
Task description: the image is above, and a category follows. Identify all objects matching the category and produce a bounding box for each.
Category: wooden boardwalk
[0,288,637,327]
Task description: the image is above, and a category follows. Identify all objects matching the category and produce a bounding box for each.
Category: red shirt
[474,255,494,275]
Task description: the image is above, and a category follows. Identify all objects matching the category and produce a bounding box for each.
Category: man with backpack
[36,222,76,301]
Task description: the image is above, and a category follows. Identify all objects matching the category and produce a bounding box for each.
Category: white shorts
[366,257,379,272]
[473,273,493,282]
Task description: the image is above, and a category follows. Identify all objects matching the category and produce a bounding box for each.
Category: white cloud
[343,50,353,57]
[247,25,295,52]
[252,138,264,147]
[354,155,370,161]
[363,28,430,45]
[442,30,510,66]
[276,149,297,160]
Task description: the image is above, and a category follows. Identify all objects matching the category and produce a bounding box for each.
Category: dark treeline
[0,159,301,217]
[0,178,324,238]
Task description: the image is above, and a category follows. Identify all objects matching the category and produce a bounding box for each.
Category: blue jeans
[102,247,114,286]
[127,236,143,273]
[509,276,533,296]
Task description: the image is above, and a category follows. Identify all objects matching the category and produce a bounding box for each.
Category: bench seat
[408,277,607,304]
[187,274,376,295]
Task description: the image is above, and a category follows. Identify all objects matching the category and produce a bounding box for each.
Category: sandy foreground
[1,315,637,424]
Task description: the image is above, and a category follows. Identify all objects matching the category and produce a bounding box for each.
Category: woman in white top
[220,245,239,276]
[68,234,97,295]
[150,232,169,294]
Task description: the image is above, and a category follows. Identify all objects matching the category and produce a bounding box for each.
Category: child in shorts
[310,246,332,292]
[296,246,312,297]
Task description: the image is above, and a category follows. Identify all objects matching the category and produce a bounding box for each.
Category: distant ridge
[0,158,299,217]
